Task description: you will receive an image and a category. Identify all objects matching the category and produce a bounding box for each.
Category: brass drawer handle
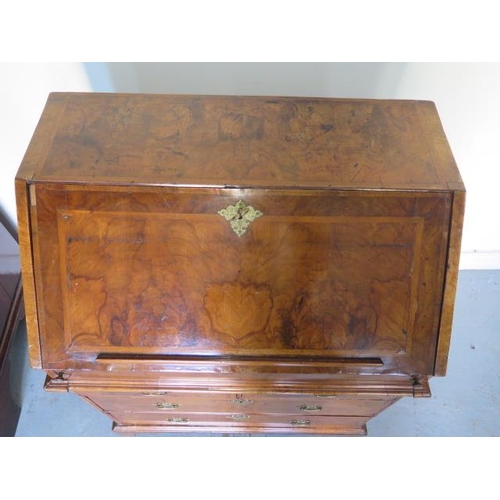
[291,419,311,426]
[218,200,263,237]
[142,391,169,396]
[166,417,189,423]
[299,404,323,412]
[156,402,181,410]
[226,414,250,421]
[228,398,255,406]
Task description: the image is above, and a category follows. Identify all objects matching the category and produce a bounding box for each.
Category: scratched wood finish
[29,92,462,191]
[16,93,465,435]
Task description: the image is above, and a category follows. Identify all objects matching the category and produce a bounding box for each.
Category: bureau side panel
[15,93,68,368]
[434,190,465,376]
[15,180,41,368]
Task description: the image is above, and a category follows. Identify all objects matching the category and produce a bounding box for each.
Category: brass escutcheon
[218,200,263,237]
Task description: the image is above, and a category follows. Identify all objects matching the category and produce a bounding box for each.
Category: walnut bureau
[15,93,465,435]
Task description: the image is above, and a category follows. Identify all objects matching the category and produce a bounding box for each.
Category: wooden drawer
[80,391,398,417]
[109,410,370,435]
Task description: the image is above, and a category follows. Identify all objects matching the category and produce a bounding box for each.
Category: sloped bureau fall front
[15,93,464,435]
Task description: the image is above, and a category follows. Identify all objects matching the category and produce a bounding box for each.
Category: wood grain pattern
[80,390,398,417]
[435,190,466,375]
[27,93,464,191]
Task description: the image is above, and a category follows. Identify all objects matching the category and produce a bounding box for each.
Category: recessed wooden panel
[61,211,418,355]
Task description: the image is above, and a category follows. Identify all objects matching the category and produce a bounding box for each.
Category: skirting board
[460,251,500,270]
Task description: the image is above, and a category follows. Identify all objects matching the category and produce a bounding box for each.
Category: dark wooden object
[16,93,465,435]
[0,214,23,437]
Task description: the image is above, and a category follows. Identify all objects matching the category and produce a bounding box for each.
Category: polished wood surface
[31,185,450,378]
[16,93,464,435]
[46,371,431,397]
[110,412,372,435]
[83,388,398,435]
[25,92,462,191]
[15,180,41,368]
[435,190,466,375]
[81,390,398,416]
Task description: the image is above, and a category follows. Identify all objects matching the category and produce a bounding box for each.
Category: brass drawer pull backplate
[166,417,189,423]
[228,398,255,406]
[226,414,250,421]
[291,419,312,426]
[156,402,181,410]
[299,404,323,412]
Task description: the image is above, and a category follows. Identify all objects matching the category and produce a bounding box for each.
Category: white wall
[0,63,91,230]
[106,62,406,98]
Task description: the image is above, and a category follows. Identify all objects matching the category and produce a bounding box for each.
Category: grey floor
[11,269,500,437]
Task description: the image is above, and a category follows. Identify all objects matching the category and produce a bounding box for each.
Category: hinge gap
[29,184,36,207]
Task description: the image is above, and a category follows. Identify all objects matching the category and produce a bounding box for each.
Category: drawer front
[81,391,398,417]
[109,410,369,432]
[33,185,451,375]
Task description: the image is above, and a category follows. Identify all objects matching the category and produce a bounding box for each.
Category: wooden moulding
[44,369,431,398]
[111,422,369,436]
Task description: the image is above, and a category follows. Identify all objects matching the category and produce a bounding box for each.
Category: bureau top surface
[17,92,464,191]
